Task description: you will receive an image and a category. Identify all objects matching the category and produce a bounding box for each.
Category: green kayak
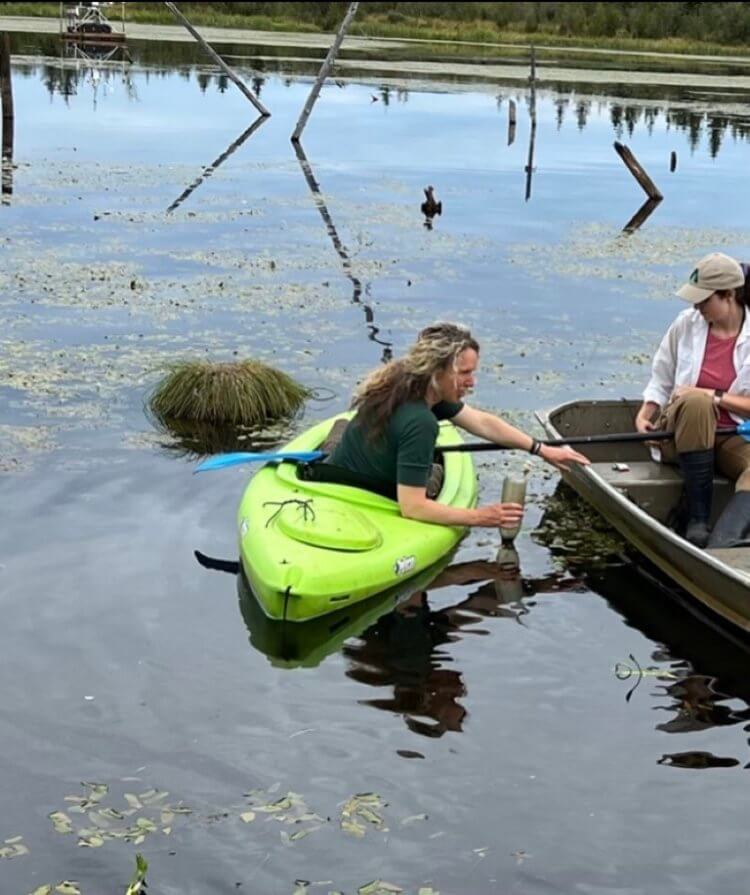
[237,413,477,622]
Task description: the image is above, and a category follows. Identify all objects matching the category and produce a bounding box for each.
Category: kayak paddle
[194,449,325,473]
[440,423,750,453]
[194,422,750,472]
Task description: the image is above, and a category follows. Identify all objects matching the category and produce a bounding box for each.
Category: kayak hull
[237,413,477,621]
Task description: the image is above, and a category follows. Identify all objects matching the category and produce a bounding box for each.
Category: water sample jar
[499,475,526,543]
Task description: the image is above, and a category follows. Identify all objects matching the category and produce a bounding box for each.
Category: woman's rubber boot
[677,449,714,548]
[707,491,750,548]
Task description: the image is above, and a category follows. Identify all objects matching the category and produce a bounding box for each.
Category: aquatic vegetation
[0,835,29,859]
[124,854,148,895]
[146,359,311,428]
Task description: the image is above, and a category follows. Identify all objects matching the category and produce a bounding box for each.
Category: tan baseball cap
[676,252,745,303]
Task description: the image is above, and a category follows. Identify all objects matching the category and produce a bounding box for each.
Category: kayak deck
[237,414,477,622]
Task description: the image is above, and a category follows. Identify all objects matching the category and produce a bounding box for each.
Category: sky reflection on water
[3,30,750,895]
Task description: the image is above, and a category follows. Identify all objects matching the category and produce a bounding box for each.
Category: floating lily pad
[358,882,403,895]
[340,792,388,837]
[0,835,29,858]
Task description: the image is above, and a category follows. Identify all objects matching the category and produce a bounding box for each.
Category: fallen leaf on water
[0,836,29,858]
[400,814,428,826]
[49,812,74,834]
[54,884,81,895]
[358,882,403,895]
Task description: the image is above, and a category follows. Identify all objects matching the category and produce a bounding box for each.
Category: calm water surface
[2,30,750,895]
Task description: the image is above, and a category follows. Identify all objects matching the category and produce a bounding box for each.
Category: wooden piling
[1,31,13,200]
[163,2,270,117]
[1,31,13,161]
[524,47,537,201]
[291,1,359,142]
[670,150,677,172]
[614,141,662,200]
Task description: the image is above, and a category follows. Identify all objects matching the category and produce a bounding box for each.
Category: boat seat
[591,461,733,524]
[704,547,750,575]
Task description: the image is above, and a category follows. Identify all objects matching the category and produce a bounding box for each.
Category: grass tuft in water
[147,359,310,427]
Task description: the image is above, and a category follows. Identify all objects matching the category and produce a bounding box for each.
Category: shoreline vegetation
[2,1,750,59]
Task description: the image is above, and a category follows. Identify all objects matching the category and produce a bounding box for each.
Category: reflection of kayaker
[343,556,584,737]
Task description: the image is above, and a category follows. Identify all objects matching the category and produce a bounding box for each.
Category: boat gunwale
[536,398,750,632]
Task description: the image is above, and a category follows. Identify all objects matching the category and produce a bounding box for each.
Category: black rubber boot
[707,491,750,548]
[677,449,714,548]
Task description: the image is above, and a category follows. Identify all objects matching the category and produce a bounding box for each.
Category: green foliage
[147,359,310,428]
[3,1,750,47]
[125,854,148,895]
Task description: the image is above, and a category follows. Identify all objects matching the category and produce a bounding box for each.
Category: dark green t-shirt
[330,400,463,492]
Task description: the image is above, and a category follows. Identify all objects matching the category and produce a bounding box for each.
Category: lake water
[2,26,750,895]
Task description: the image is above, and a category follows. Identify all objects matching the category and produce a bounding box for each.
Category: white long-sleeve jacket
[643,307,750,424]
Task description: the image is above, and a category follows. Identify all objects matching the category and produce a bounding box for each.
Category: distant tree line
[122,2,750,44]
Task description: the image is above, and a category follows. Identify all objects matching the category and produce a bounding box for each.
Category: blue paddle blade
[194,450,325,473]
[738,420,750,441]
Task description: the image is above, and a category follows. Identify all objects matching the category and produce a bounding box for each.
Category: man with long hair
[327,321,588,528]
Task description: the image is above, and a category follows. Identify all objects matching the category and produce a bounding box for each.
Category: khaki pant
[656,392,750,492]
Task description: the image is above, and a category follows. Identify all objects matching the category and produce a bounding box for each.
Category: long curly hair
[351,322,479,439]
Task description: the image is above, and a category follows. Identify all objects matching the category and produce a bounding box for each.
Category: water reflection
[342,552,582,738]
[233,548,583,737]
[9,33,750,160]
[537,482,750,769]
[293,140,393,362]
[166,114,267,213]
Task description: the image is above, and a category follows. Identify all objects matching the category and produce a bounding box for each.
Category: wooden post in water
[163,2,270,117]
[508,98,516,145]
[524,46,537,201]
[670,150,677,172]
[0,31,13,200]
[291,1,359,142]
[614,141,662,200]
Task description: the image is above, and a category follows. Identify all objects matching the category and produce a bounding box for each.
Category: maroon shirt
[697,329,737,428]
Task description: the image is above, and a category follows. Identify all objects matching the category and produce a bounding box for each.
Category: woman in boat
[325,321,589,529]
[635,252,750,548]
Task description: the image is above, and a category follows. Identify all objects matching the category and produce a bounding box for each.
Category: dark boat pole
[441,427,745,453]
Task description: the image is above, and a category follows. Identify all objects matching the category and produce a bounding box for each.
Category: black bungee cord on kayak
[262,498,316,528]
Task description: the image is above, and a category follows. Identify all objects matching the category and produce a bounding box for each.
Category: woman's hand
[538,444,590,471]
[635,412,656,435]
[472,502,524,528]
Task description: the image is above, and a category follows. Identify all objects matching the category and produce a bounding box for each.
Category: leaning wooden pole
[163,2,270,117]
[614,141,662,200]
[291,1,359,143]
[1,31,14,162]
